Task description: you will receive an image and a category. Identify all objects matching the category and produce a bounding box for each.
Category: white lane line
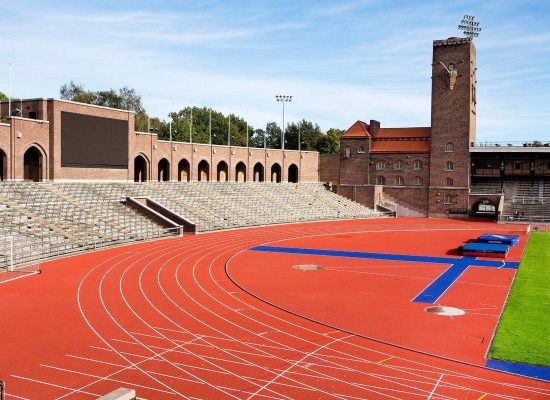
[6,394,31,400]
[40,364,174,394]
[11,375,100,397]
[427,374,444,400]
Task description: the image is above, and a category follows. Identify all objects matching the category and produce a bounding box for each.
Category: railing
[511,196,548,205]
[472,141,550,148]
[0,227,181,272]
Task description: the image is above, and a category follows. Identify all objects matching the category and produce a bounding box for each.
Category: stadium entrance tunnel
[23,146,45,182]
[236,162,246,182]
[472,199,498,219]
[198,160,210,181]
[134,154,148,182]
[425,306,465,316]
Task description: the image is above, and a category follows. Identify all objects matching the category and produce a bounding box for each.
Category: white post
[9,236,14,272]
[8,64,12,117]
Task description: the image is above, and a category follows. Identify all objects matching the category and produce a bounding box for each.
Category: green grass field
[488,231,550,366]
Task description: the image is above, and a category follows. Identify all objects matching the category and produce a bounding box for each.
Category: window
[28,111,37,119]
[446,177,454,187]
[376,176,386,185]
[445,161,454,171]
[445,143,454,152]
[395,176,404,186]
[414,176,423,186]
[444,194,453,204]
[394,160,404,171]
[413,160,423,171]
[358,146,365,154]
[375,160,387,171]
[345,147,351,158]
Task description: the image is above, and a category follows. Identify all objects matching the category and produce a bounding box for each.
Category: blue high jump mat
[477,234,520,246]
[461,242,509,258]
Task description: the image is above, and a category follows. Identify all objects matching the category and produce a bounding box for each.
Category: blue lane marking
[412,257,473,303]
[249,246,519,304]
[486,359,550,382]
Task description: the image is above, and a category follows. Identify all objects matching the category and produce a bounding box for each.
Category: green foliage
[58,82,344,153]
[0,92,9,101]
[488,232,550,366]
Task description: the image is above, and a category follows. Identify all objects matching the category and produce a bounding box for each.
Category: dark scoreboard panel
[61,111,129,168]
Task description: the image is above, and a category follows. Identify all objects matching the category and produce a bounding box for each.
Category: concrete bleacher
[499,179,550,222]
[0,182,383,270]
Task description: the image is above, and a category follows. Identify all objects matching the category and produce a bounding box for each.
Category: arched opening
[23,146,43,182]
[198,160,209,182]
[158,158,170,181]
[235,162,246,182]
[134,155,148,182]
[0,149,6,181]
[253,162,264,182]
[271,163,281,183]
[288,164,298,183]
[472,199,497,219]
[178,159,190,182]
[217,161,228,182]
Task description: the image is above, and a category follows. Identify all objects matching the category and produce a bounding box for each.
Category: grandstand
[0,182,383,271]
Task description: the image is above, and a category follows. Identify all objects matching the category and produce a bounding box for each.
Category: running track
[0,218,548,399]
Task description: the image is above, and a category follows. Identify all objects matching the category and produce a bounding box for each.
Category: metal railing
[0,226,181,272]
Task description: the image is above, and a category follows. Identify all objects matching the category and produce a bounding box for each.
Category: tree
[0,92,8,101]
[315,128,343,154]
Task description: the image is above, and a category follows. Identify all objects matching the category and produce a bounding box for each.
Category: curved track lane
[0,219,548,400]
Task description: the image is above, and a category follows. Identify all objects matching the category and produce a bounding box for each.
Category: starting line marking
[250,246,520,304]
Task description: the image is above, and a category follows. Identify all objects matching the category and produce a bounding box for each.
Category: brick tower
[428,37,477,217]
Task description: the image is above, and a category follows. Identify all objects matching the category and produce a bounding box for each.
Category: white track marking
[11,375,100,397]
[427,374,444,400]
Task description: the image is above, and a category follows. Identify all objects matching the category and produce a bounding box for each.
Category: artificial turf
[488,232,550,366]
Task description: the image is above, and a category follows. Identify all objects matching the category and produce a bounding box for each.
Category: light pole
[275,95,292,150]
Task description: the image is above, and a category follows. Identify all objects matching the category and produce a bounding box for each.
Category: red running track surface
[0,218,548,400]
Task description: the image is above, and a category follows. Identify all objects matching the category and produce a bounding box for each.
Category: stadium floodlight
[275,95,292,150]
[458,15,481,39]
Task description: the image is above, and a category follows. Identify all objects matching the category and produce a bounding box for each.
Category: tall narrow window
[446,177,454,187]
[376,176,386,185]
[395,176,404,186]
[413,160,423,171]
[414,176,423,186]
[375,160,386,171]
[445,161,454,171]
[394,160,404,171]
[444,194,453,204]
[445,143,454,152]
[345,147,351,158]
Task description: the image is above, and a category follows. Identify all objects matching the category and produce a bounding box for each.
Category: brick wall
[319,154,340,183]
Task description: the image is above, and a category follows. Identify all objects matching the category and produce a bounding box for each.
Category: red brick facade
[0,99,318,182]
[330,37,478,218]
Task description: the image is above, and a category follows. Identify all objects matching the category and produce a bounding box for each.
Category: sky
[1,0,549,142]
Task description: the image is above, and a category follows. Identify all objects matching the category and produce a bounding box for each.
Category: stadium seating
[0,182,383,270]
[499,179,550,222]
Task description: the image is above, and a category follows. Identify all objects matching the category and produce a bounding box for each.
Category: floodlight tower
[458,15,481,39]
[275,95,292,150]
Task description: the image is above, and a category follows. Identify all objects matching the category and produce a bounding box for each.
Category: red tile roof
[341,121,371,138]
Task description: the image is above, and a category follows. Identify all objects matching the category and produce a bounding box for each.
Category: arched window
[198,160,210,181]
[358,146,365,154]
[253,162,264,182]
[345,147,351,158]
[235,162,246,182]
[217,161,228,182]
[288,164,298,183]
[395,176,404,186]
[446,177,454,187]
[444,194,453,204]
[445,143,454,152]
[271,163,281,183]
[375,160,386,171]
[394,160,404,171]
[413,160,423,171]
[414,176,423,186]
[178,159,190,181]
[157,158,170,181]
[376,176,386,185]
[445,161,454,171]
